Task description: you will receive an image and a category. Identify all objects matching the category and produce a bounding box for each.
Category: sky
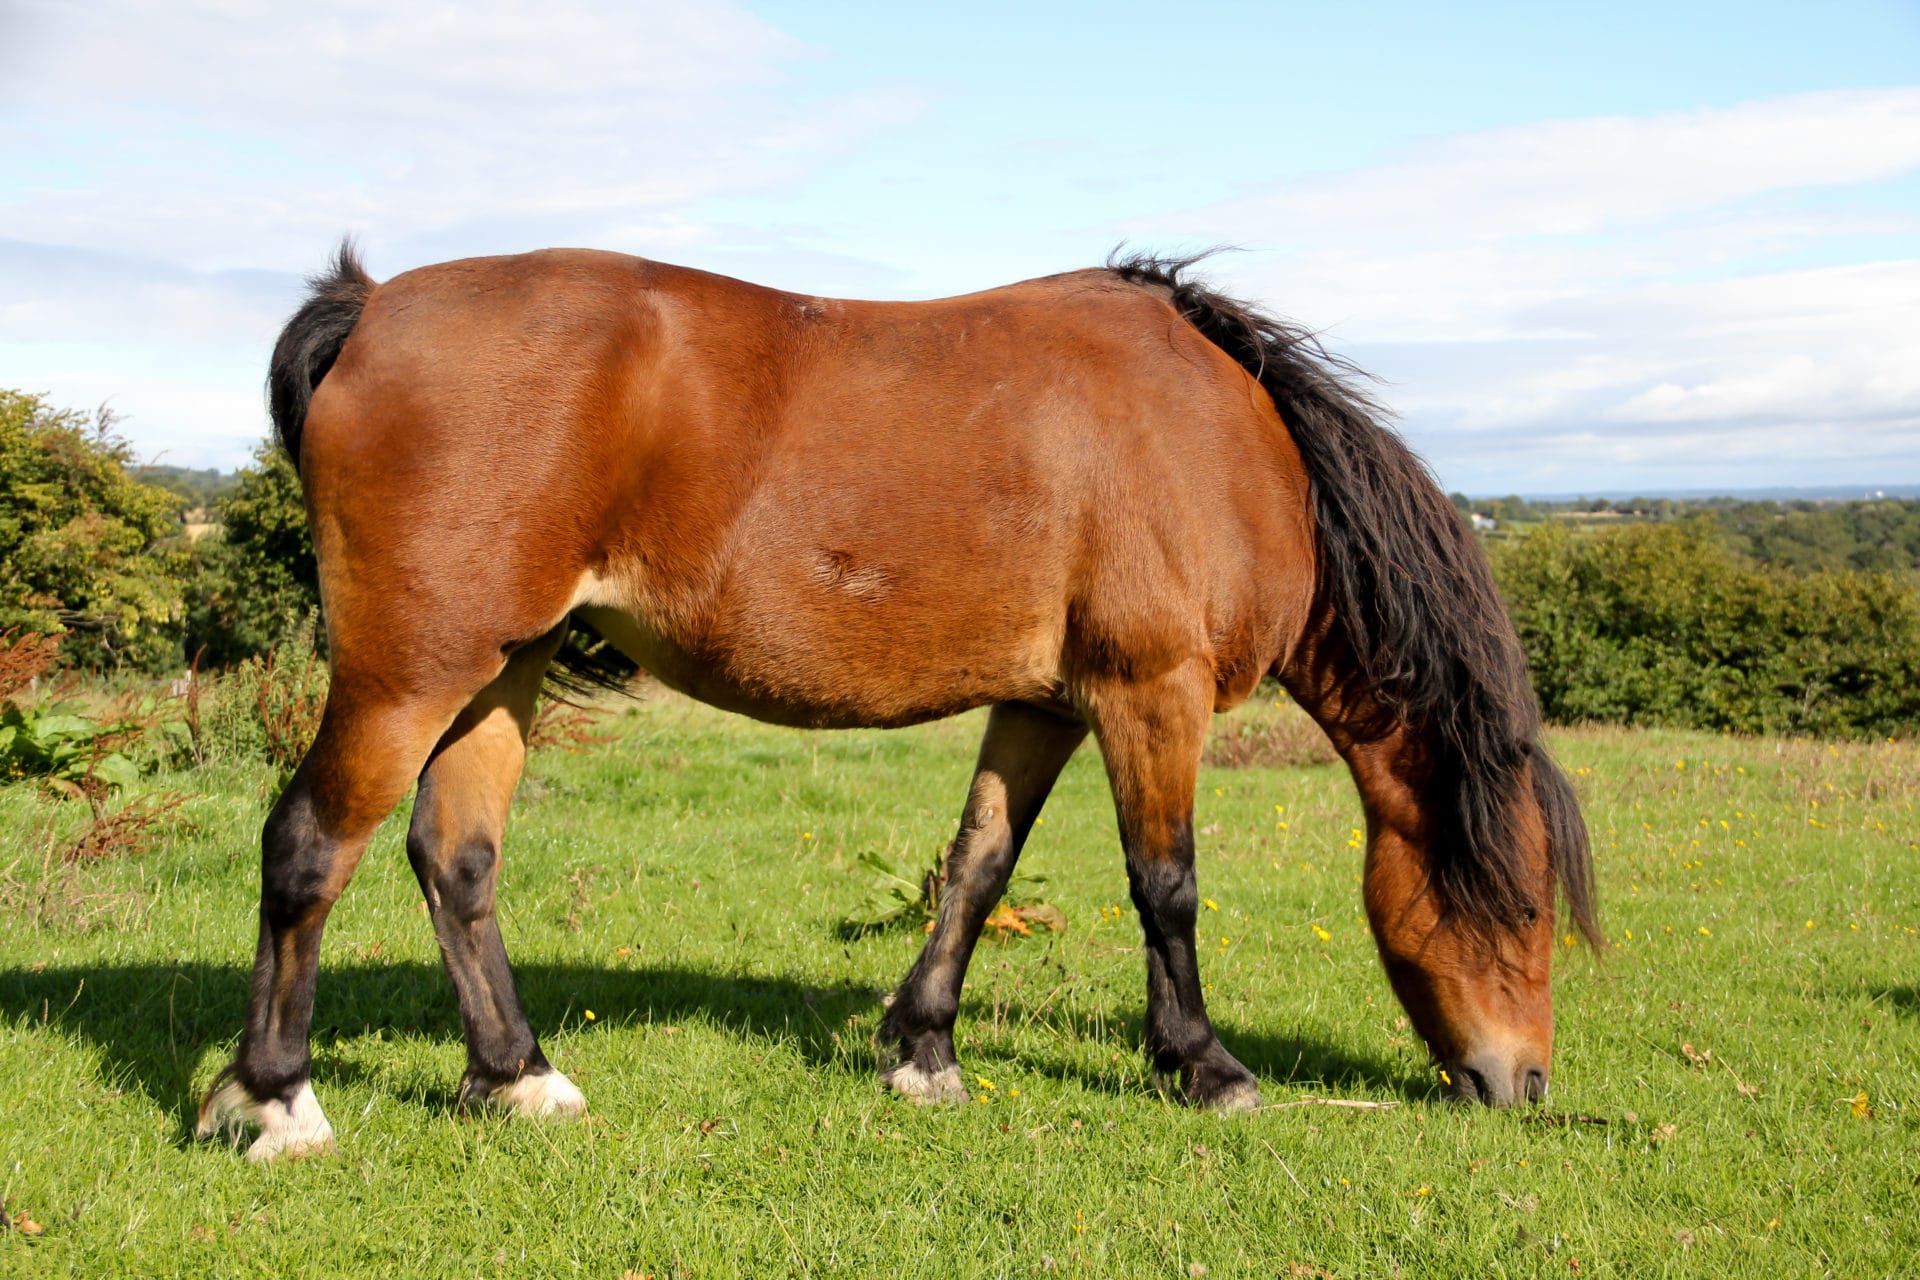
[3,0,1917,494]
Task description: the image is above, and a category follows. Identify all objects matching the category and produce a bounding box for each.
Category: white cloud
[1,0,918,270]
[1161,88,1920,251]
[1126,89,1920,489]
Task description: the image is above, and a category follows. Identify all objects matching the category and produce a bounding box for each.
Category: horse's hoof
[1199,1076,1262,1113]
[196,1075,337,1162]
[882,1061,970,1105]
[1168,1048,1262,1113]
[477,1069,588,1118]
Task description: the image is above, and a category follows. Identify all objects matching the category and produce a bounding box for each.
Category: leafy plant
[0,702,144,795]
[840,843,1063,938]
[0,629,150,798]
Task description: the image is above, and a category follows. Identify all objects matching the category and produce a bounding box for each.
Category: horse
[195,243,1596,1161]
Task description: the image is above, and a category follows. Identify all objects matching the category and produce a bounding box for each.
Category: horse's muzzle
[1444,1054,1549,1107]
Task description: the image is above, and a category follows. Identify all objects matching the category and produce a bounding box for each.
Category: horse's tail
[268,240,375,475]
[1108,251,1597,948]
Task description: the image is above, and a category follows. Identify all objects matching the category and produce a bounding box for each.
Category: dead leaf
[983,903,1032,936]
[1018,902,1067,932]
[983,902,1068,936]
[1651,1124,1678,1145]
[1681,1042,1710,1068]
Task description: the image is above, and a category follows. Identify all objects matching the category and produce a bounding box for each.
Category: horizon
[4,1,1917,492]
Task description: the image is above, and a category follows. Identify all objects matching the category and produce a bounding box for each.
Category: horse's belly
[572,602,1065,730]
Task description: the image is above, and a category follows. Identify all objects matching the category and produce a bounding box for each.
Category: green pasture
[1,695,1916,1277]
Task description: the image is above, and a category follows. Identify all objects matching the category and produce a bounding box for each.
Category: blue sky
[2,0,1916,492]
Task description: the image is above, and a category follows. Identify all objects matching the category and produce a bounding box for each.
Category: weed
[840,842,1062,938]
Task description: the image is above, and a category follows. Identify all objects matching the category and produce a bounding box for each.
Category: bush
[0,391,187,670]
[1493,521,1920,738]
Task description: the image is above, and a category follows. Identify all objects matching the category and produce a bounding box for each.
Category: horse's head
[1359,745,1591,1106]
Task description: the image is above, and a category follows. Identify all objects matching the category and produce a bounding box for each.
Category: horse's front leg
[1092,660,1261,1111]
[879,702,1085,1103]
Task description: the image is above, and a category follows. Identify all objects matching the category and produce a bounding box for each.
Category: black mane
[1110,250,1598,947]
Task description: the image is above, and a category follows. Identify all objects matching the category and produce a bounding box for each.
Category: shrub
[1492,521,1920,738]
[0,391,187,671]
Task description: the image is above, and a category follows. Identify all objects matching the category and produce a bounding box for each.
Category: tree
[0,390,187,670]
[184,445,319,665]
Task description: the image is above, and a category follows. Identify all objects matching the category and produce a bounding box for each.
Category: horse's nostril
[1523,1067,1549,1103]
[1444,1063,1490,1104]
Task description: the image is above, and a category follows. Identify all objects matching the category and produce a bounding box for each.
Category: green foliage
[841,844,1059,937]
[184,446,319,665]
[0,391,187,670]
[1494,521,1920,737]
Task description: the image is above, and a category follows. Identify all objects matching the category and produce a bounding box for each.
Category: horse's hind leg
[1091,661,1260,1111]
[197,674,474,1161]
[403,628,584,1116]
[879,702,1086,1103]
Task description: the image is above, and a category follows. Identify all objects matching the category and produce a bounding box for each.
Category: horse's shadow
[0,958,1422,1133]
[1877,986,1920,1020]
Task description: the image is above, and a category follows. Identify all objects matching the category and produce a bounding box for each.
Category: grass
[1,692,1916,1277]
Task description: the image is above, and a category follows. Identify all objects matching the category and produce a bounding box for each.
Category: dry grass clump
[59,791,191,862]
[1205,699,1338,770]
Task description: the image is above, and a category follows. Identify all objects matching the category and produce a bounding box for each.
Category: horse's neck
[1277,607,1434,836]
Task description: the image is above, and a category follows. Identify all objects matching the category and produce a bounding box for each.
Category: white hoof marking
[197,1078,336,1162]
[883,1062,969,1105]
[1205,1078,1263,1114]
[487,1069,587,1118]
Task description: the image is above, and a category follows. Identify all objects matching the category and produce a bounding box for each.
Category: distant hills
[1491,484,1920,503]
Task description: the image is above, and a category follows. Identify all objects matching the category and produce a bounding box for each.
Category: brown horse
[195,244,1596,1160]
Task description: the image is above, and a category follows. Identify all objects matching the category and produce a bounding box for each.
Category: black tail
[544,617,643,703]
[1110,251,1597,948]
[267,240,375,475]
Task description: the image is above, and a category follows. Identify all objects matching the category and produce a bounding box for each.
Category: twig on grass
[1251,1097,1400,1112]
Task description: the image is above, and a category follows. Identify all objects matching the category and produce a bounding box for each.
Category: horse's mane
[1109,251,1597,947]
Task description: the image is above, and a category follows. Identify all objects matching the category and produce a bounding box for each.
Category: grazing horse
[197,245,1596,1161]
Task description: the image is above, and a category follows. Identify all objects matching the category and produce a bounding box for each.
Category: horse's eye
[1522,906,1539,925]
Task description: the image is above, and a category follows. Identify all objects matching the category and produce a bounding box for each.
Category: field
[2,693,1917,1277]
